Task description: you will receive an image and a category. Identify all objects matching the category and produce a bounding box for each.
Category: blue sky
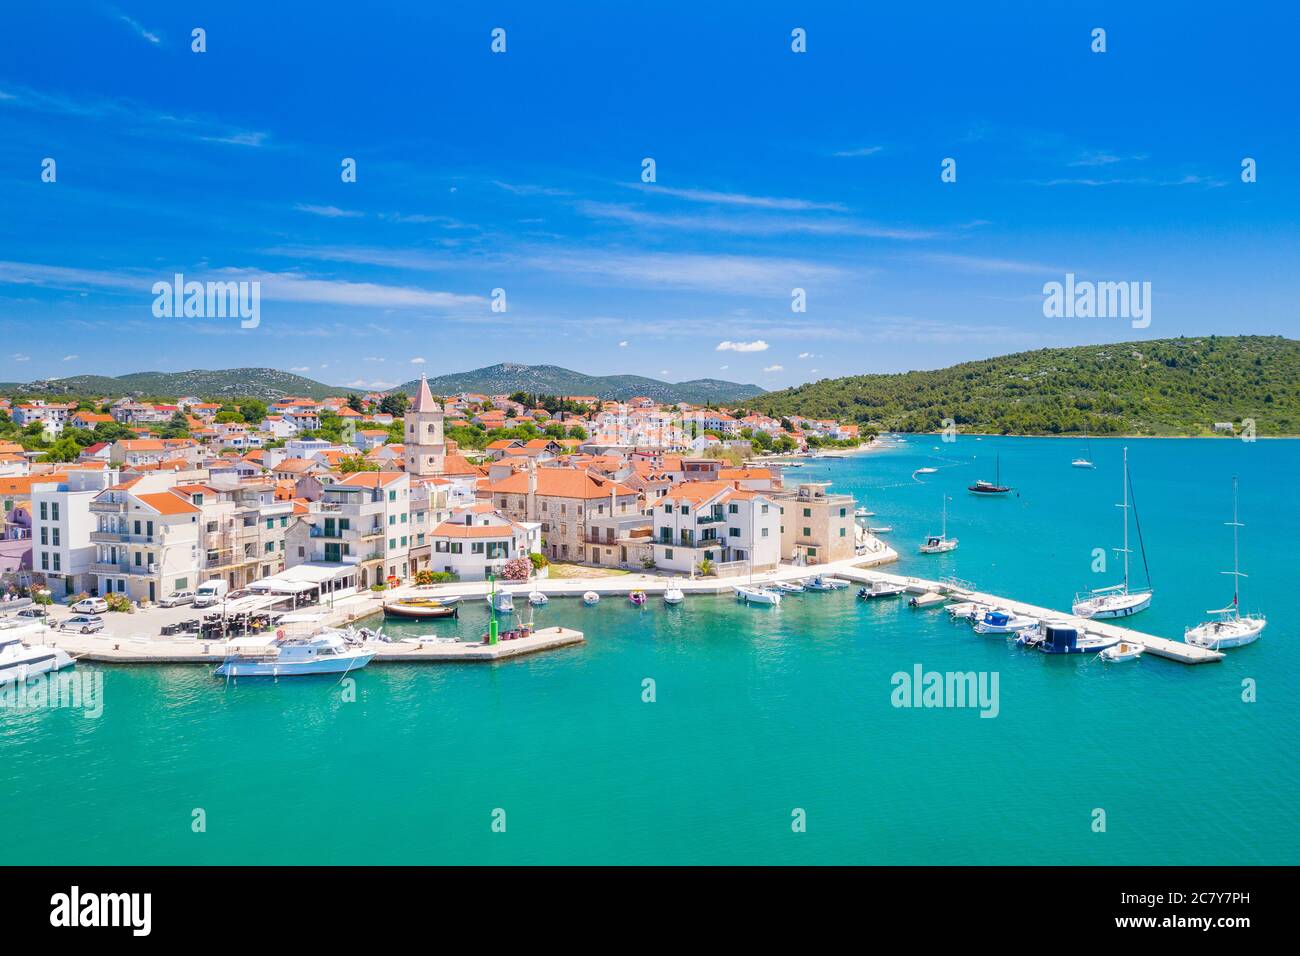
[1,2,1296,391]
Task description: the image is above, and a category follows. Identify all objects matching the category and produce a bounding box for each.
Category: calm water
[3,437,1296,864]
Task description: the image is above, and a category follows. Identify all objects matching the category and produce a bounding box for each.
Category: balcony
[697,513,726,524]
[89,562,157,576]
[90,531,156,545]
[89,500,128,514]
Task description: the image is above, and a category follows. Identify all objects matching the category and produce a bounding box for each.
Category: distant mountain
[399,363,765,405]
[10,368,351,401]
[755,335,1300,436]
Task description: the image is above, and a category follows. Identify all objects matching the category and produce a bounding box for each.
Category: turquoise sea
[2,437,1295,864]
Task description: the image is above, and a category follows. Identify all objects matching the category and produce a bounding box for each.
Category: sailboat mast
[1230,476,1242,615]
[941,494,947,537]
[1121,447,1130,591]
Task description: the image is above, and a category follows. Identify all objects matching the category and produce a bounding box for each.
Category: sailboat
[968,454,1014,496]
[919,495,958,554]
[1185,477,1266,649]
[1071,428,1095,469]
[1071,447,1153,619]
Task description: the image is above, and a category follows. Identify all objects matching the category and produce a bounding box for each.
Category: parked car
[62,615,104,634]
[14,606,49,620]
[159,590,197,608]
[71,597,109,615]
[193,579,229,608]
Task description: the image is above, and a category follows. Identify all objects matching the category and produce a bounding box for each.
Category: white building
[31,469,120,597]
[650,480,781,574]
[428,510,540,580]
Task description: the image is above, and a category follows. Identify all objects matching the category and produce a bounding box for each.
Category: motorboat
[628,590,647,607]
[972,610,1039,634]
[582,591,600,606]
[1034,624,1119,656]
[772,580,805,593]
[0,627,76,685]
[913,467,938,476]
[1185,477,1266,649]
[945,601,991,622]
[1071,447,1153,619]
[919,495,957,554]
[384,597,458,619]
[528,591,549,606]
[908,591,946,609]
[968,455,1014,496]
[804,577,837,592]
[854,506,874,518]
[663,584,685,605]
[214,630,374,678]
[733,585,782,606]
[866,525,893,534]
[487,590,514,614]
[1099,641,1144,662]
[857,579,905,599]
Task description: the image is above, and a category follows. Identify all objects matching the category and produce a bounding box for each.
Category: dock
[831,568,1224,664]
[40,626,584,666]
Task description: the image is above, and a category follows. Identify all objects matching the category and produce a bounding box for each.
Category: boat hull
[0,648,75,684]
[384,604,457,619]
[1071,591,1152,619]
[1185,618,1265,649]
[215,652,374,677]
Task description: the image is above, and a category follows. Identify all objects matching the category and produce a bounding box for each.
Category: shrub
[501,556,532,581]
[698,558,714,576]
[427,571,457,584]
[528,552,549,570]
[33,591,54,606]
[640,556,657,570]
[414,570,435,585]
[104,592,133,613]
[370,583,387,592]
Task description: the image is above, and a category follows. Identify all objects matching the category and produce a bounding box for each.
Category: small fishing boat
[1185,477,1266,649]
[384,597,458,619]
[734,585,782,606]
[1034,624,1119,656]
[919,495,957,554]
[858,579,905,600]
[854,506,874,518]
[527,591,548,606]
[972,610,1039,634]
[628,589,647,607]
[908,592,946,609]
[772,579,806,593]
[663,584,685,605]
[1071,447,1153,619]
[1099,641,1143,662]
[913,467,938,476]
[488,590,514,614]
[582,591,600,606]
[804,576,837,592]
[945,601,991,622]
[215,630,374,678]
[968,455,1014,496]
[866,525,893,534]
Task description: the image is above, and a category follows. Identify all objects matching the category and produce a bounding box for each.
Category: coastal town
[0,379,873,616]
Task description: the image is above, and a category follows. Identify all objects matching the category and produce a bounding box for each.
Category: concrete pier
[831,568,1224,664]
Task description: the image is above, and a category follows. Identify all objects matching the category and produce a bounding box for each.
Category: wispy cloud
[115,11,161,45]
[294,203,365,219]
[410,357,426,364]
[762,364,783,373]
[626,183,846,212]
[576,201,934,239]
[1068,151,1148,167]
[716,340,769,353]
[831,146,884,158]
[914,253,1063,275]
[520,250,850,295]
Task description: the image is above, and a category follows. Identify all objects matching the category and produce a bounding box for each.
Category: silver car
[159,590,197,608]
[63,615,105,634]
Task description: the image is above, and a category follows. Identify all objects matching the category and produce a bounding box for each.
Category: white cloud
[522,251,848,295]
[62,354,78,361]
[116,13,161,45]
[294,203,365,219]
[410,357,426,364]
[719,365,729,370]
[798,352,813,359]
[659,370,670,377]
[577,201,932,240]
[364,357,385,362]
[290,366,311,372]
[715,339,769,353]
[831,146,884,158]
[762,364,784,373]
[626,183,845,212]
[12,353,30,362]
[618,340,628,347]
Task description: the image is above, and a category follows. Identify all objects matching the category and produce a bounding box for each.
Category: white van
[193,579,229,608]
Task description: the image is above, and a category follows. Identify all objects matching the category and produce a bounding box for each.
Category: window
[664,504,673,513]
[761,504,769,514]
[435,541,449,553]
[728,527,740,538]
[40,527,47,545]
[803,527,812,537]
[471,542,484,554]
[266,518,274,529]
[52,503,59,520]
[265,542,274,553]
[761,528,769,538]
[839,508,847,517]
[52,528,60,546]
[53,553,61,571]
[175,578,188,590]
[280,516,288,527]
[803,508,811,518]
[389,538,397,549]
[728,503,738,514]
[40,552,48,570]
[388,490,397,502]
[840,527,847,537]
[389,514,396,525]
[39,502,47,520]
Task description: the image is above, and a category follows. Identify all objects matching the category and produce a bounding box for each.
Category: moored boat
[0,627,75,685]
[1184,477,1266,649]
[733,585,782,606]
[772,579,805,593]
[1071,447,1153,619]
[857,579,905,599]
[1099,641,1143,662]
[384,597,458,619]
[628,589,647,606]
[968,455,1014,496]
[528,591,549,606]
[214,630,374,678]
[972,609,1038,634]
[1033,624,1119,656]
[582,591,600,606]
[919,494,957,554]
[487,590,514,614]
[663,584,685,605]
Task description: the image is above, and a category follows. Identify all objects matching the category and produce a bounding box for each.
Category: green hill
[400,363,765,405]
[755,336,1300,436]
[12,368,351,401]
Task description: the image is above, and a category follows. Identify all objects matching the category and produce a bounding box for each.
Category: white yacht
[1072,447,1153,619]
[1071,429,1096,469]
[919,495,958,554]
[0,624,75,684]
[663,583,685,605]
[972,609,1038,634]
[1185,477,1266,649]
[733,585,782,606]
[215,630,375,678]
